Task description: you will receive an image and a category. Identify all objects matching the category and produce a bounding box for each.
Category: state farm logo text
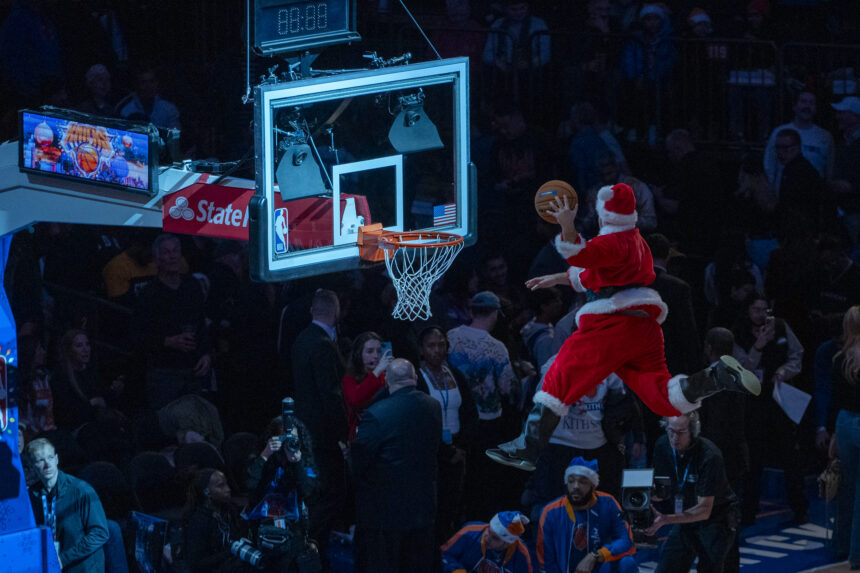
[169,196,249,228]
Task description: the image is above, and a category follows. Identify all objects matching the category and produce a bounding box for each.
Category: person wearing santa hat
[441,510,532,572]
[538,457,637,573]
[487,182,761,471]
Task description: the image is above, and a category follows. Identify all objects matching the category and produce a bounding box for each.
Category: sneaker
[485,448,537,471]
[714,355,761,396]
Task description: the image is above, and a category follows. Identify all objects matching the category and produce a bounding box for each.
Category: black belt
[586,284,644,303]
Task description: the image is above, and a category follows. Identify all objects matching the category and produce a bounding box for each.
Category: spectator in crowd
[619,4,677,143]
[830,96,860,247]
[486,103,551,241]
[349,358,442,572]
[182,467,255,573]
[527,369,637,510]
[814,234,860,340]
[566,102,611,197]
[442,511,532,573]
[101,233,161,303]
[291,288,348,565]
[582,153,658,236]
[131,234,210,409]
[772,127,825,229]
[435,261,479,330]
[77,64,115,117]
[448,291,518,514]
[763,90,834,184]
[244,416,285,493]
[16,333,55,437]
[699,328,749,493]
[654,129,725,257]
[647,412,740,573]
[428,0,485,66]
[157,393,225,450]
[415,326,479,541]
[342,331,391,441]
[520,286,565,371]
[829,306,860,568]
[0,0,63,103]
[646,234,700,376]
[732,292,807,525]
[49,329,108,432]
[537,457,636,573]
[698,328,748,573]
[27,437,109,572]
[733,153,778,242]
[482,0,550,73]
[563,0,616,105]
[115,65,180,129]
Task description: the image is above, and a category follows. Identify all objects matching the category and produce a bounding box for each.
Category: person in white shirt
[763,90,834,186]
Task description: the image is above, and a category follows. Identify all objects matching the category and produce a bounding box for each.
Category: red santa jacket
[555,225,667,326]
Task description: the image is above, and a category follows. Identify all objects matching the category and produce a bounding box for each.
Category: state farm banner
[163,183,253,240]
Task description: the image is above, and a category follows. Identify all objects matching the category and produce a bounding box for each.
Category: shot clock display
[254,0,360,55]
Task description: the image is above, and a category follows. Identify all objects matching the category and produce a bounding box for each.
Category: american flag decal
[433,203,457,227]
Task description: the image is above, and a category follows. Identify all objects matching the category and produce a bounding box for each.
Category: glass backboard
[249,57,475,281]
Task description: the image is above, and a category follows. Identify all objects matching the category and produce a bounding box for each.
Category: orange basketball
[76,144,100,174]
[535,180,578,223]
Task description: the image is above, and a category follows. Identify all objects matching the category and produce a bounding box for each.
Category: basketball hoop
[378,231,464,321]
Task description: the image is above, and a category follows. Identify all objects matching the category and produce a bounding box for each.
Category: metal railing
[393,22,859,147]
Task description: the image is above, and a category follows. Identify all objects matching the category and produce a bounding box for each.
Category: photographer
[247,399,321,572]
[647,412,738,573]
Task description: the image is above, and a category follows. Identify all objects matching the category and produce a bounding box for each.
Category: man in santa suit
[487,183,761,470]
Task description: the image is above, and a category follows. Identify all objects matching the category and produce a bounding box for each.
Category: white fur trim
[564,465,600,487]
[667,374,701,413]
[490,514,526,544]
[567,267,585,292]
[597,186,638,229]
[554,233,586,260]
[574,287,669,327]
[599,223,636,235]
[533,390,570,417]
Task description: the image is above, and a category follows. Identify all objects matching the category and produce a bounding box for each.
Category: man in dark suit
[644,234,701,453]
[291,288,348,566]
[776,127,823,230]
[350,358,443,573]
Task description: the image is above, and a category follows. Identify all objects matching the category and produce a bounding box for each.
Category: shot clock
[254,0,361,55]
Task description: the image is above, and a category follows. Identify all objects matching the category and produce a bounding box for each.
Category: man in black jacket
[27,438,109,573]
[291,288,348,565]
[350,358,443,573]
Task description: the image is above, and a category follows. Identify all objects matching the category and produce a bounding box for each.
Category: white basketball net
[382,232,464,321]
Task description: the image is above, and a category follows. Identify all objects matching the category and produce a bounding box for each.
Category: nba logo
[274,208,289,254]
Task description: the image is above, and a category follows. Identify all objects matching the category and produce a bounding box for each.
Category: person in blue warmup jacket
[442,510,533,572]
[537,457,637,572]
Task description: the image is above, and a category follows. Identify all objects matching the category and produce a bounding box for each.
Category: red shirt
[342,371,386,441]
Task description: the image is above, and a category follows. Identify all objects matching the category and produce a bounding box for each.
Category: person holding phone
[342,332,393,441]
[731,292,806,525]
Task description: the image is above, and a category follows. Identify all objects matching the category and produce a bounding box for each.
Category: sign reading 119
[278,2,328,35]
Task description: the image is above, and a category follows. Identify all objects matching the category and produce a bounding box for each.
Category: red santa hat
[489,511,529,544]
[596,183,638,229]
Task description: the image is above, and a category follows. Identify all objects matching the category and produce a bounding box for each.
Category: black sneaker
[713,355,761,396]
[485,439,538,471]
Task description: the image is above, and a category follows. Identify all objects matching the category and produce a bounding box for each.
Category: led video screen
[19,109,157,194]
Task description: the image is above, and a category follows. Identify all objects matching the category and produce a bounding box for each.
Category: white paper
[772,382,811,424]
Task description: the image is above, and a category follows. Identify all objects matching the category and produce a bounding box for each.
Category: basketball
[534,180,578,223]
[76,144,100,174]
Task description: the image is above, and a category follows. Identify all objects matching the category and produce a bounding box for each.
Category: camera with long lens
[230,538,264,569]
[281,397,301,454]
[621,469,671,544]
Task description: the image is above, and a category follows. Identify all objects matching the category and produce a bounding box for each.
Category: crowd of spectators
[4,0,860,571]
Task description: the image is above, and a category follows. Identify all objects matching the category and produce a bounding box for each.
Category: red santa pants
[541,309,682,417]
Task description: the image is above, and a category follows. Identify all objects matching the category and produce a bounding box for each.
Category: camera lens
[628,491,646,509]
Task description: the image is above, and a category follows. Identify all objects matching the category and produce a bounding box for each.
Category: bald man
[350,358,443,572]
